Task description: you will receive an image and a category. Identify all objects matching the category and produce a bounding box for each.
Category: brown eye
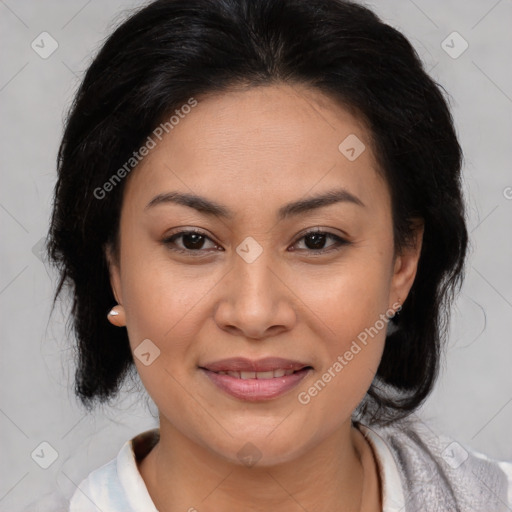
[163,229,220,254]
[304,232,329,250]
[178,232,206,250]
[291,230,350,254]
[163,228,349,256]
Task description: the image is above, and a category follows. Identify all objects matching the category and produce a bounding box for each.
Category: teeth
[256,371,274,379]
[216,369,300,379]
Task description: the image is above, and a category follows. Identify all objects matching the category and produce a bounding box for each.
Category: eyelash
[162,228,350,256]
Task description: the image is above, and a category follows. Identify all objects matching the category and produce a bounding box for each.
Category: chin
[206,427,315,468]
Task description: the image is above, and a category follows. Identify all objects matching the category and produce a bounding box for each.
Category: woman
[47,0,511,510]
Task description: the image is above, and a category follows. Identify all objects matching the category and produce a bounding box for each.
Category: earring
[107,304,126,327]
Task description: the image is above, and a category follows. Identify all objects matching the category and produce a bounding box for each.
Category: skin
[106,83,424,512]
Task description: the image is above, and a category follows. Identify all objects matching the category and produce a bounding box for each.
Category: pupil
[306,233,326,250]
[184,233,204,249]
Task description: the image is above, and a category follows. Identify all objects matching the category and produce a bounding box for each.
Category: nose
[213,243,297,340]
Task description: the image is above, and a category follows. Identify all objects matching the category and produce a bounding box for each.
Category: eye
[162,229,220,255]
[162,227,350,256]
[291,228,350,254]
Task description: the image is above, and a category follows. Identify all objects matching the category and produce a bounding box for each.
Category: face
[107,83,423,465]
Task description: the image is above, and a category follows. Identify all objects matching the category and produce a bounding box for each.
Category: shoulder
[68,429,159,512]
[366,417,512,512]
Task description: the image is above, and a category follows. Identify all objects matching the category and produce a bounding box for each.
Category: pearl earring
[107,304,126,326]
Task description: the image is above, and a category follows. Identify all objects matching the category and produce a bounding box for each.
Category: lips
[199,357,312,401]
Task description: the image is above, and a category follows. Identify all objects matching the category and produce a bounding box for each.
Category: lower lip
[200,368,311,401]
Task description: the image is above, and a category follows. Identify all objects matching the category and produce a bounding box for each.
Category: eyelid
[293,225,347,242]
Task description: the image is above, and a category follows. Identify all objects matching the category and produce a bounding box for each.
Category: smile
[214,369,297,379]
[200,366,312,401]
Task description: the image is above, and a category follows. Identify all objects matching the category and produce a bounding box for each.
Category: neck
[139,418,380,512]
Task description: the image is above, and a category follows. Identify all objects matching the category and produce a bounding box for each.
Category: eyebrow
[145,188,365,220]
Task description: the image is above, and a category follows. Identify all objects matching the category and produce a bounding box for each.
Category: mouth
[212,368,310,379]
[199,357,313,401]
[199,356,312,374]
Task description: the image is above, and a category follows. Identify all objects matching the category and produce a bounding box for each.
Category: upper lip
[200,357,311,373]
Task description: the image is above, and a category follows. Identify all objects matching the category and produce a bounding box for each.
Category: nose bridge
[233,235,277,300]
[213,234,296,339]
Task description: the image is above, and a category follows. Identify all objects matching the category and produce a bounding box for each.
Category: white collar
[88,425,405,511]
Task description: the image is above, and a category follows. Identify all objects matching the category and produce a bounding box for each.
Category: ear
[105,243,123,305]
[389,219,424,307]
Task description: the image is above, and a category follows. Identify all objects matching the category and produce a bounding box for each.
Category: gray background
[1,0,511,509]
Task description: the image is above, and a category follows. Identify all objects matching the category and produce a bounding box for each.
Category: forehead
[123,84,389,218]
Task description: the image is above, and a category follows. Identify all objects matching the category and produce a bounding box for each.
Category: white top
[68,424,512,511]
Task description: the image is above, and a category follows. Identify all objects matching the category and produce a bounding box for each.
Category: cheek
[293,250,392,343]
[120,244,213,345]
[295,296,388,433]
[119,247,229,405]
[119,258,205,411]
[291,255,391,412]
